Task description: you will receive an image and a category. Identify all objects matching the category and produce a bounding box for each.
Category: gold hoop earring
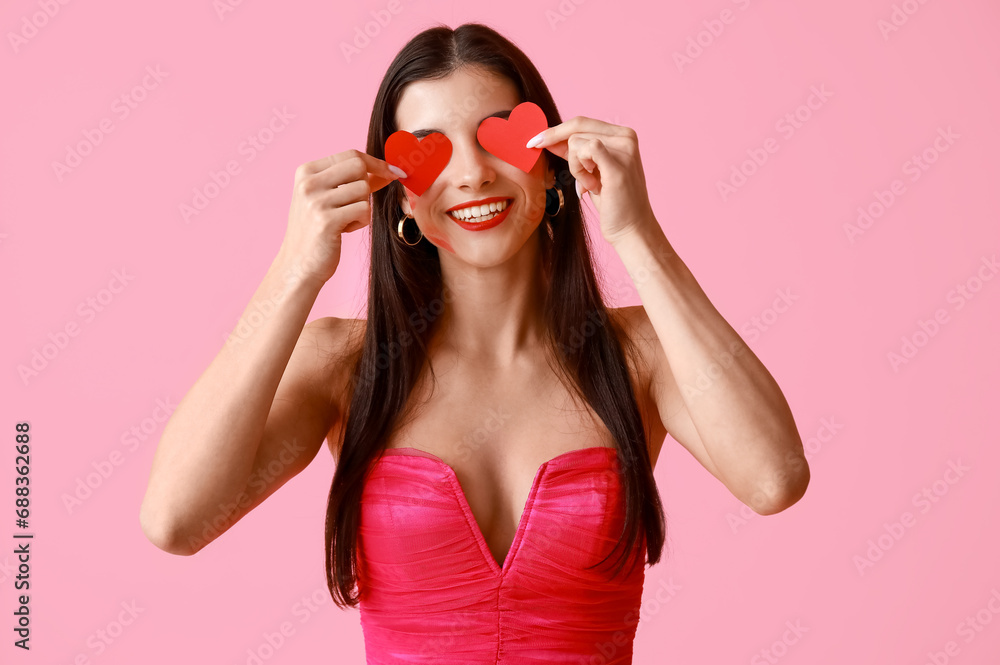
[544,185,564,218]
[397,214,423,246]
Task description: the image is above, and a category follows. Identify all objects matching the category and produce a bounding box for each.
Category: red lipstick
[447,198,513,232]
[446,196,511,212]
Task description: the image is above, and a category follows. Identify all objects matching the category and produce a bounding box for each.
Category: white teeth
[449,199,508,221]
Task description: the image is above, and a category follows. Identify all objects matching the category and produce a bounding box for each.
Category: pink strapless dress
[357,445,646,664]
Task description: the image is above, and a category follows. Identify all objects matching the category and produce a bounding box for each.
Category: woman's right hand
[278,149,403,288]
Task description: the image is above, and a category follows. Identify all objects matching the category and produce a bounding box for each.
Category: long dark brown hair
[324,22,667,609]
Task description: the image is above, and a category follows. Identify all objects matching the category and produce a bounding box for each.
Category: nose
[446,136,496,190]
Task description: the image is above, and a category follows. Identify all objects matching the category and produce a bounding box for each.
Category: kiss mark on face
[424,233,455,253]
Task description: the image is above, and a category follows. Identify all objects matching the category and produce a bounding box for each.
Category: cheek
[524,183,548,219]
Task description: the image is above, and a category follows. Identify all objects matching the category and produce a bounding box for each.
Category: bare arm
[611,222,809,516]
[140,150,398,555]
[139,253,335,555]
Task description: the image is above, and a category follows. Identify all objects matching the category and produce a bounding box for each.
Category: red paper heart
[384,131,453,196]
[477,101,547,173]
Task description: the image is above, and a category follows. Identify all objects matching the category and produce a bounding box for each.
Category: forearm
[611,220,807,510]
[141,252,323,538]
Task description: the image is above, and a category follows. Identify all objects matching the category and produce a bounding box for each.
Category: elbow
[750,453,811,516]
[139,502,201,557]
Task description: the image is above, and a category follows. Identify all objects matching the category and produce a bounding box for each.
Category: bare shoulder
[306,316,366,461]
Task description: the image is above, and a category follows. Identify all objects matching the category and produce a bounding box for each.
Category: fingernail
[525,131,545,149]
[575,179,582,198]
[388,164,407,178]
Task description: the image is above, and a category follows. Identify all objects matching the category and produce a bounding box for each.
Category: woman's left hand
[528,116,656,246]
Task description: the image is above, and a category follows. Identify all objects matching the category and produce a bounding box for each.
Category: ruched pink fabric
[357,445,646,664]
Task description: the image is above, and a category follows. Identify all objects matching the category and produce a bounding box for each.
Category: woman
[140,22,808,664]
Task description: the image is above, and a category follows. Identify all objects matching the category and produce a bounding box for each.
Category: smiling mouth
[446,198,511,224]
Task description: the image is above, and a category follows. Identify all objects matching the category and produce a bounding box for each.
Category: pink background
[3,0,999,663]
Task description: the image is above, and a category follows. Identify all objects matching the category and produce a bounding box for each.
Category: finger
[528,116,634,149]
[368,173,395,193]
[568,136,614,194]
[342,219,368,234]
[534,131,633,164]
[300,150,362,175]
[563,132,634,157]
[567,151,600,196]
[310,155,399,194]
[362,153,406,193]
[304,150,402,185]
[586,139,621,194]
[572,137,601,173]
[318,179,371,208]
[539,138,569,161]
[356,151,406,185]
[305,155,369,192]
[332,198,373,230]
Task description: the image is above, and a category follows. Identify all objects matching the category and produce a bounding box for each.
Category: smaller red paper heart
[477,101,547,173]
[384,131,453,196]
